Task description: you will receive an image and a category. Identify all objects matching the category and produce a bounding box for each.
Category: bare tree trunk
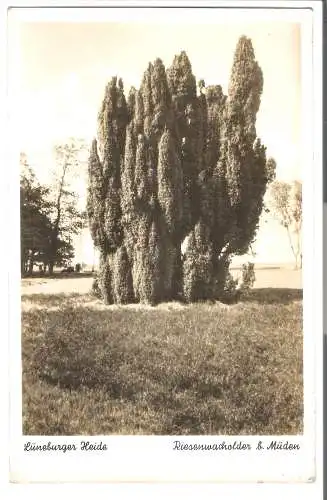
[285,226,298,270]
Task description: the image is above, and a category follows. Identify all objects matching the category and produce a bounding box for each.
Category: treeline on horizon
[20,142,87,276]
[87,35,277,305]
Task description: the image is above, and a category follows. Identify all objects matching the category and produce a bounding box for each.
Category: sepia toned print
[20,18,303,437]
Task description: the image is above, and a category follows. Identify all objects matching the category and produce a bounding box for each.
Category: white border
[3,0,323,494]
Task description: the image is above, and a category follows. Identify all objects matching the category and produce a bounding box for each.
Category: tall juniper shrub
[87,37,276,304]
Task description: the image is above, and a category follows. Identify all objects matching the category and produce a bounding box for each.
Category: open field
[21,266,303,435]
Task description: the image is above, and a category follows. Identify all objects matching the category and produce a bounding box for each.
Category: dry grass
[21,288,303,436]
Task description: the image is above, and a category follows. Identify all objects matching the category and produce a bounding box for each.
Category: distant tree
[268,180,302,269]
[47,138,87,274]
[20,153,52,275]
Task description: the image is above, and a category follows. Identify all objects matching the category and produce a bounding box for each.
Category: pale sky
[14,19,303,265]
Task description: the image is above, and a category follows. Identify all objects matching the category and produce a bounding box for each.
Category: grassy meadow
[21,270,303,436]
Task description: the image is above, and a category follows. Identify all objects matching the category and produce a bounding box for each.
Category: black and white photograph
[6,1,322,486]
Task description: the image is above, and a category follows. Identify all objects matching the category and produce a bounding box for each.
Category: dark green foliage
[112,246,134,304]
[157,127,183,240]
[167,51,197,113]
[88,38,274,305]
[54,238,75,267]
[186,86,228,301]
[222,36,267,255]
[87,139,107,251]
[128,58,177,304]
[97,77,128,168]
[183,222,214,303]
[205,85,226,172]
[167,51,200,238]
[266,157,277,184]
[238,138,268,250]
[132,134,157,303]
[240,262,256,293]
[214,261,256,304]
[127,86,136,122]
[184,36,274,301]
[134,90,144,135]
[141,63,153,137]
[132,213,151,302]
[87,77,129,300]
[138,221,163,305]
[103,177,123,252]
[91,276,102,298]
[96,77,128,252]
[151,58,171,116]
[157,127,184,299]
[20,157,52,275]
[121,123,138,260]
[134,134,149,202]
[211,255,232,301]
[98,252,113,305]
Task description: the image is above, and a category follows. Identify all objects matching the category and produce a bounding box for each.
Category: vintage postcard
[6,0,322,488]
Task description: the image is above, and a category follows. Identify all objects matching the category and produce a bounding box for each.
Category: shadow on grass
[243,288,302,305]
